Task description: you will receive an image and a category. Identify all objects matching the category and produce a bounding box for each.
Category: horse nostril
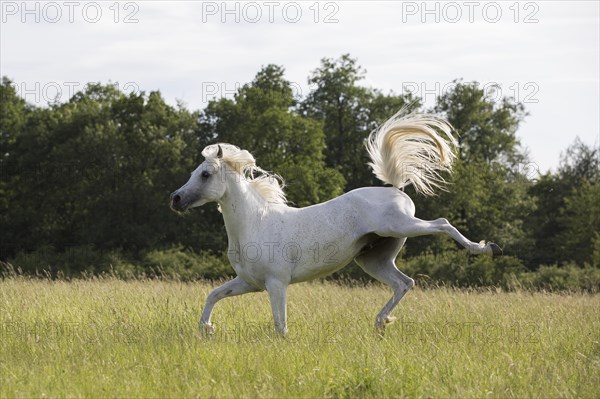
[172,194,181,204]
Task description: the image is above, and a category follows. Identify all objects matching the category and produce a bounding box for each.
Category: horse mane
[201,144,287,205]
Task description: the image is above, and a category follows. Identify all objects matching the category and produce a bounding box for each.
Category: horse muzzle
[170,191,187,212]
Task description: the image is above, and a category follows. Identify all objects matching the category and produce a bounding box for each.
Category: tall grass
[1,277,598,397]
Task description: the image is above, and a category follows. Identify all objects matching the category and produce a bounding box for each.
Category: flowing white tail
[366,111,458,196]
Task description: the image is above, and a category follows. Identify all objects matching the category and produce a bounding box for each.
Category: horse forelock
[202,143,287,205]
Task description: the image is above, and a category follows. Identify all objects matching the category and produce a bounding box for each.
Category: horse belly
[288,239,363,283]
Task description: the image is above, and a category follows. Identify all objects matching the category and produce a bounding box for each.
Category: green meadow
[1,278,598,398]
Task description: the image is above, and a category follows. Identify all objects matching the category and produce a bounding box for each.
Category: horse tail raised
[365,109,458,196]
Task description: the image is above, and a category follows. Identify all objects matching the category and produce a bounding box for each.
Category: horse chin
[170,203,189,215]
[189,198,210,209]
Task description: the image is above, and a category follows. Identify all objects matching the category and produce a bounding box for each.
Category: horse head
[170,144,227,212]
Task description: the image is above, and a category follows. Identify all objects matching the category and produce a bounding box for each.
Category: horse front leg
[200,276,260,335]
[265,278,288,336]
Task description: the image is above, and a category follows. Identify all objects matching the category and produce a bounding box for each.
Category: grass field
[1,278,598,398]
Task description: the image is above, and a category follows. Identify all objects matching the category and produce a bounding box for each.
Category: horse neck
[218,173,268,240]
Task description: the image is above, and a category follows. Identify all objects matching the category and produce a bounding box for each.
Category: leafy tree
[557,181,600,264]
[200,64,345,207]
[301,54,419,190]
[0,82,220,264]
[558,137,599,183]
[527,173,568,266]
[434,79,527,164]
[528,138,600,266]
[1,78,35,258]
[0,77,31,154]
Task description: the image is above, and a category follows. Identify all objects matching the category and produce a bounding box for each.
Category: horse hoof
[489,243,503,258]
[375,316,396,337]
[375,325,386,337]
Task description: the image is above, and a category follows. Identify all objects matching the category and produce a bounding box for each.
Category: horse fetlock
[375,315,396,331]
[200,321,216,336]
[274,325,288,337]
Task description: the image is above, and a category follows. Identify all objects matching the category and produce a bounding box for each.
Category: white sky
[1,0,598,173]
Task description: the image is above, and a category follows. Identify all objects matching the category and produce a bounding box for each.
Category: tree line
[1,55,598,289]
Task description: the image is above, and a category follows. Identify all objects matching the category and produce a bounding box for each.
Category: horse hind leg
[355,237,414,335]
[380,216,503,257]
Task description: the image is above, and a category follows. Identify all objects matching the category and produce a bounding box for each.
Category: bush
[518,263,600,292]
[2,245,599,292]
[2,245,234,281]
[400,252,600,292]
[5,245,123,278]
[142,247,233,281]
[401,252,525,289]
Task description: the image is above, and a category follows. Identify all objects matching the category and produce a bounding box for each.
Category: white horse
[170,110,502,335]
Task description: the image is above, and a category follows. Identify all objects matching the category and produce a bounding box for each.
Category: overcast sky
[1,1,598,173]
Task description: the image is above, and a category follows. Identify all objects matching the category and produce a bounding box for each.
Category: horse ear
[216,145,223,159]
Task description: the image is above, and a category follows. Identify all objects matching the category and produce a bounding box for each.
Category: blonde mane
[201,144,287,205]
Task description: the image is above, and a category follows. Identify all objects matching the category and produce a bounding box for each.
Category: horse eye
[201,171,210,179]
